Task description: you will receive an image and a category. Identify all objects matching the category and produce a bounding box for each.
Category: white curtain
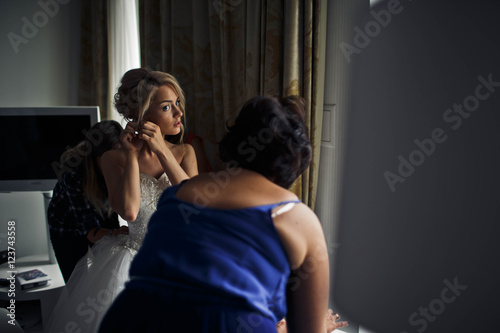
[108,0,141,125]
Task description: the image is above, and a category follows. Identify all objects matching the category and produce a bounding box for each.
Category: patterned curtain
[139,0,327,208]
[78,0,109,120]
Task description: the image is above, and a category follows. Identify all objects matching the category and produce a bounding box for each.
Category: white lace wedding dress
[44,173,171,333]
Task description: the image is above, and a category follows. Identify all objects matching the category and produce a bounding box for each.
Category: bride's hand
[112,226,129,236]
[121,122,143,153]
[138,121,173,157]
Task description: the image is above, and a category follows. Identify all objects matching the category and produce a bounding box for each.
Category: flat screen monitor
[0,107,100,192]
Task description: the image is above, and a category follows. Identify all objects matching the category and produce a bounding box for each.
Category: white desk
[0,256,65,333]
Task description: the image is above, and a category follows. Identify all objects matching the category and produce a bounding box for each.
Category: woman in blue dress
[100,95,340,332]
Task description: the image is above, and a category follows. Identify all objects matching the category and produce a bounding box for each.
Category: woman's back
[175,168,298,209]
[128,170,298,322]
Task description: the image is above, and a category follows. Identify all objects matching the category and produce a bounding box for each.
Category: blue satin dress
[100,182,299,332]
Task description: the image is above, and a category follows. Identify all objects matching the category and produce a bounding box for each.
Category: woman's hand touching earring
[137,121,173,157]
[121,122,144,153]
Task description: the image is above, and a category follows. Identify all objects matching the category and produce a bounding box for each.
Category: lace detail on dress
[140,173,172,210]
[126,173,172,251]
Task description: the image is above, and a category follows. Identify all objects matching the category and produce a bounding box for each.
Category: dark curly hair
[219,95,312,189]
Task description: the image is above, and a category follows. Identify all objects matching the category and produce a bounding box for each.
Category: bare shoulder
[277,202,322,232]
[273,202,325,270]
[169,142,198,177]
[169,142,195,159]
[180,142,195,154]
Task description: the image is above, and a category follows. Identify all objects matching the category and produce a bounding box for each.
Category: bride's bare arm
[101,149,141,222]
[100,122,144,222]
[178,143,198,178]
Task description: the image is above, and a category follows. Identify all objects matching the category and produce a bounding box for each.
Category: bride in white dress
[45,173,172,332]
[44,68,198,333]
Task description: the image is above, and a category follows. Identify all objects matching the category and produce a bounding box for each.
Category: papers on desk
[15,268,50,290]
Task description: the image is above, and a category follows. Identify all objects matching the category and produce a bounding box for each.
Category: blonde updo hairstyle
[114,68,186,143]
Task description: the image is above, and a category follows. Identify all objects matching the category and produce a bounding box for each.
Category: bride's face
[144,85,183,136]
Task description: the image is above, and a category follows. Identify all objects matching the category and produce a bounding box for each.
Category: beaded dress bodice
[127,173,172,250]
